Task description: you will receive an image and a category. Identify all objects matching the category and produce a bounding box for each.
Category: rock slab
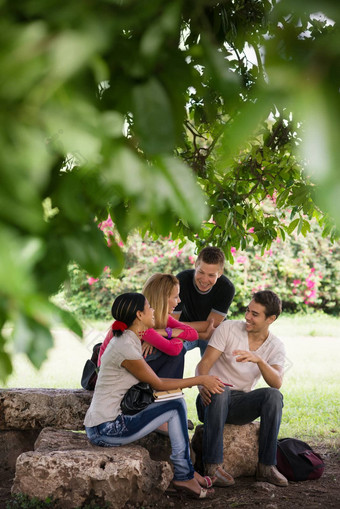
[12,428,173,509]
[192,422,260,477]
[0,388,92,431]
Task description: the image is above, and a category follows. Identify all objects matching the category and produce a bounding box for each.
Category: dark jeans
[196,387,283,466]
[146,348,185,378]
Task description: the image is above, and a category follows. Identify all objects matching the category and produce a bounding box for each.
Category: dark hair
[111,293,146,336]
[253,290,282,319]
[196,246,225,268]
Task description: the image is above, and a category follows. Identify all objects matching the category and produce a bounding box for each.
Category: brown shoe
[256,463,288,487]
[205,463,235,487]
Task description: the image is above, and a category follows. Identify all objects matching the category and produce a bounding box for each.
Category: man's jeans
[196,387,283,466]
[85,398,194,481]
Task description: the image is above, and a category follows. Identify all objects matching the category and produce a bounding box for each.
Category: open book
[154,389,184,402]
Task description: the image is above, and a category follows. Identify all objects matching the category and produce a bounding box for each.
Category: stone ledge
[0,388,92,431]
[192,422,260,477]
[12,428,173,509]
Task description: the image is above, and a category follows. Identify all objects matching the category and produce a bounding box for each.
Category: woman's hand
[201,375,225,394]
[199,376,225,406]
[141,341,154,357]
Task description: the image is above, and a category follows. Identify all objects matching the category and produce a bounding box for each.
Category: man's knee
[264,387,283,410]
[196,389,230,423]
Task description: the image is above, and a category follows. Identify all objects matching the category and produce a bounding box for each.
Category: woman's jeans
[146,349,185,378]
[196,387,283,466]
[85,398,194,481]
[184,339,208,357]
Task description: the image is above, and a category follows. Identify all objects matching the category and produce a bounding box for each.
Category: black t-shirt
[174,269,235,322]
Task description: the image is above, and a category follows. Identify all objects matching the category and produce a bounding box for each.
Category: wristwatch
[165,327,173,339]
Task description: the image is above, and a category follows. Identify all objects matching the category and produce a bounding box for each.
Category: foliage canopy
[0,0,339,379]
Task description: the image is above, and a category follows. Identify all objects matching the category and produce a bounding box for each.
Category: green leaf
[132,78,175,154]
[287,218,300,234]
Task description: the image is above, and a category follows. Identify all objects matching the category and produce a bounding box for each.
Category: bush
[62,221,340,320]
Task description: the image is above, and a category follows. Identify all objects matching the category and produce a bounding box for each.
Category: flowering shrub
[227,222,340,315]
[64,227,196,319]
[63,220,340,320]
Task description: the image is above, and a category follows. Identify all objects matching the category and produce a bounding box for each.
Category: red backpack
[277,438,325,481]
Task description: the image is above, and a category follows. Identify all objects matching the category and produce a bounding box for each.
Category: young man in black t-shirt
[172,246,235,356]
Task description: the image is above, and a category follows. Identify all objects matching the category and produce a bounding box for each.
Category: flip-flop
[194,473,215,489]
[173,484,214,499]
[203,475,214,489]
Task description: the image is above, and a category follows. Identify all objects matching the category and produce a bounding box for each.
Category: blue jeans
[184,339,208,357]
[196,387,283,466]
[85,398,194,481]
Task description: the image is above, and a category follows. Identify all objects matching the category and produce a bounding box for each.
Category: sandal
[173,484,214,500]
[194,472,215,489]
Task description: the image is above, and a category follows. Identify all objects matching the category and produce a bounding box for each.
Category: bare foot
[194,471,216,489]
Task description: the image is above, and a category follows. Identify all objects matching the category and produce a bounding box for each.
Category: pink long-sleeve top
[97,315,198,366]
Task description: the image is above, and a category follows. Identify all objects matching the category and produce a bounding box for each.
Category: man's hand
[233,349,261,364]
[233,349,284,389]
[199,386,212,406]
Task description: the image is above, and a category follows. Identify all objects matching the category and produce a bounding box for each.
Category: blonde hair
[142,273,179,329]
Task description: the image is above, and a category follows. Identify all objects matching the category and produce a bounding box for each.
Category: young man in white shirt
[196,290,288,487]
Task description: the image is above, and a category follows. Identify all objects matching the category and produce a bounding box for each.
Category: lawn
[3,313,340,446]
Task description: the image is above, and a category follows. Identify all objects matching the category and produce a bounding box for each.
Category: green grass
[3,313,340,446]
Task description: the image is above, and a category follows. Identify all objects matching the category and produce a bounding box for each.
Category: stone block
[0,389,92,431]
[191,422,260,477]
[12,428,173,509]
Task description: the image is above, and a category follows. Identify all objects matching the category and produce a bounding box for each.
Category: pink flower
[88,277,99,285]
[118,241,124,247]
[236,256,247,264]
[310,267,315,273]
[293,279,301,286]
[309,289,316,299]
[103,266,110,272]
[306,279,315,289]
[248,227,254,233]
[276,237,281,243]
[153,256,158,263]
[231,247,236,254]
[188,255,195,265]
[176,250,183,258]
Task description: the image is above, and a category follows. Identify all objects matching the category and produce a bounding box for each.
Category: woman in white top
[84,292,224,499]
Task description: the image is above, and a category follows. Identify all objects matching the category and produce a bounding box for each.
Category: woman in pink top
[98,274,198,378]
[141,273,198,378]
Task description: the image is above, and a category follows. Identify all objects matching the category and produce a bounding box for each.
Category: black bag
[277,438,325,481]
[81,342,102,391]
[120,382,155,415]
